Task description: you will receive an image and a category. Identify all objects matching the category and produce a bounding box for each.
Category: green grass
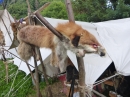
[0,60,58,97]
[0,60,33,97]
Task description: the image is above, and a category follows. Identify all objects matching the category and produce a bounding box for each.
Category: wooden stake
[65,0,86,97]
[37,48,53,97]
[65,0,75,22]
[32,47,42,97]
[26,62,36,85]
[25,61,44,97]
[77,57,86,97]
[26,0,42,97]
[4,61,8,84]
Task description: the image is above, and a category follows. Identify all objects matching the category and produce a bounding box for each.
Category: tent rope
[10,76,31,97]
[76,72,120,97]
[93,72,120,86]
[5,60,22,97]
[11,75,28,90]
[78,84,92,97]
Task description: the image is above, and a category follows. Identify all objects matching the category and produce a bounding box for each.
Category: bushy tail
[17,41,32,61]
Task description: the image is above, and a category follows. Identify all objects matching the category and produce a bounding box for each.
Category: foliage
[41,1,68,19]
[72,0,130,22]
[1,0,130,22]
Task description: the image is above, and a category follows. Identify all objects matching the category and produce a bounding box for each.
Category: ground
[28,81,66,97]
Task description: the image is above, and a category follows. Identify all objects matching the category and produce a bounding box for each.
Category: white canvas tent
[0,9,18,58]
[2,9,130,90]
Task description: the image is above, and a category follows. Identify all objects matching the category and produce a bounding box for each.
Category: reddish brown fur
[56,22,101,46]
[18,25,55,49]
[10,22,19,40]
[17,22,105,72]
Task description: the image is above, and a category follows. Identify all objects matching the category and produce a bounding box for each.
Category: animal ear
[11,22,17,26]
[72,35,80,47]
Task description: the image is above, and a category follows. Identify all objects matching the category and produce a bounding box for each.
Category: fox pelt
[17,22,105,72]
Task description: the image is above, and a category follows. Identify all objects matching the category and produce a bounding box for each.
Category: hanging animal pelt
[17,22,106,72]
[10,18,29,40]
[0,30,5,46]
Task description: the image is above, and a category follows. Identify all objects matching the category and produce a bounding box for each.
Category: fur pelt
[17,22,106,72]
[0,30,5,46]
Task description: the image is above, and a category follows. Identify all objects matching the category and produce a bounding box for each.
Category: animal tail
[17,41,32,61]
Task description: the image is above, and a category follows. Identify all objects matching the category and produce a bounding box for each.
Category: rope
[78,82,93,97]
[93,73,119,86]
[4,61,22,97]
[10,76,31,97]
[11,75,28,90]
[76,73,120,97]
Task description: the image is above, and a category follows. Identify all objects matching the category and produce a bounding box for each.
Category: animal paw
[50,59,59,67]
[36,55,40,61]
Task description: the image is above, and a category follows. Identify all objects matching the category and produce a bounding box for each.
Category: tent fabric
[0,9,14,50]
[13,48,52,75]
[95,18,130,76]
[0,9,17,59]
[38,54,59,77]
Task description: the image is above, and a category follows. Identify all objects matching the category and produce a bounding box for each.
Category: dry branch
[24,2,50,20]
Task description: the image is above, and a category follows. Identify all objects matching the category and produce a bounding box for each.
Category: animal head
[10,22,20,33]
[56,22,106,57]
[10,18,29,33]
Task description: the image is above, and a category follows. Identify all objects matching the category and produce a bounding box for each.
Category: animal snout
[97,46,106,57]
[100,51,106,56]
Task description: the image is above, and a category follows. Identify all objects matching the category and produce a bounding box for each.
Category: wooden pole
[77,57,86,97]
[33,13,53,96]
[65,0,75,22]
[37,48,53,97]
[5,61,8,84]
[65,0,86,97]
[26,0,42,97]
[32,47,42,97]
[25,62,36,85]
